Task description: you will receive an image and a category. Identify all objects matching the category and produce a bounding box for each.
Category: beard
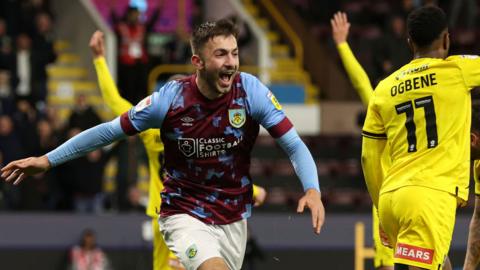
[199,66,237,95]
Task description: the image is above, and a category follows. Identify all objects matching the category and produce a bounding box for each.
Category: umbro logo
[181,116,194,126]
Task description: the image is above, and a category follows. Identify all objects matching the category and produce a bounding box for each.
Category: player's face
[198,35,239,95]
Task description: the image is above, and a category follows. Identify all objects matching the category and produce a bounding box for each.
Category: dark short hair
[407,6,447,48]
[190,19,238,55]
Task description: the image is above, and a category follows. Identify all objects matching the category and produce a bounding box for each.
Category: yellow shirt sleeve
[362,93,386,139]
[337,42,374,106]
[361,137,386,208]
[450,55,480,89]
[253,184,260,198]
[93,57,133,116]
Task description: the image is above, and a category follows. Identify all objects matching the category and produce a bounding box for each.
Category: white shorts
[158,214,247,270]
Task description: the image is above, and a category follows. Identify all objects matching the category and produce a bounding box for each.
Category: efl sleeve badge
[267,91,282,110]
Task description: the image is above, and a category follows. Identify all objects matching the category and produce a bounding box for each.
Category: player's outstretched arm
[276,129,324,234]
[1,118,129,185]
[361,137,386,208]
[90,30,133,116]
[331,11,373,106]
[464,195,480,269]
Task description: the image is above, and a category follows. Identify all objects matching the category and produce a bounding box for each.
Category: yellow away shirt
[363,55,480,202]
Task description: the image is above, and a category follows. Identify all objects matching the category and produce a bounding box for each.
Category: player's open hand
[331,11,350,45]
[89,30,105,58]
[0,156,51,185]
[297,189,325,235]
[253,186,267,207]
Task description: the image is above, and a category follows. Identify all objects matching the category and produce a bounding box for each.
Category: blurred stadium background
[0,0,477,269]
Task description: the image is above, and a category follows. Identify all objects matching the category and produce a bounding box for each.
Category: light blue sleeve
[46,117,127,167]
[276,128,320,192]
[241,73,287,129]
[127,80,183,132]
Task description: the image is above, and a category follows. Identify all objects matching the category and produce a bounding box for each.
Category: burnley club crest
[228,109,246,128]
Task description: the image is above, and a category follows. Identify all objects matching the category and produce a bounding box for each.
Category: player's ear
[443,31,450,51]
[471,132,479,147]
[191,54,204,70]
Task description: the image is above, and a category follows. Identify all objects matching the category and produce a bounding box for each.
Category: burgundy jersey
[121,72,292,224]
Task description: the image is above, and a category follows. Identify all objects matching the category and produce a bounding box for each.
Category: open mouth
[219,71,235,86]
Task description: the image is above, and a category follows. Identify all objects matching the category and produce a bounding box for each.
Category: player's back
[367,56,476,201]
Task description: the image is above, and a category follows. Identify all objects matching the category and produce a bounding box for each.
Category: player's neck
[413,49,445,60]
[195,74,225,100]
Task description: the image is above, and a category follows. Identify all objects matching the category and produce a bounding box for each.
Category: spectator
[374,14,410,80]
[69,147,112,214]
[111,5,161,104]
[63,95,107,213]
[35,118,63,210]
[66,94,102,132]
[12,31,56,110]
[0,70,15,115]
[69,229,112,270]
[35,118,59,154]
[18,0,53,36]
[31,11,56,110]
[12,34,33,100]
[12,98,40,156]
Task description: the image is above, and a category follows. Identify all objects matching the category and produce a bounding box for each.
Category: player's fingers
[337,12,343,24]
[5,169,20,182]
[0,167,13,178]
[331,19,339,31]
[93,30,102,39]
[1,161,19,172]
[89,35,97,47]
[317,209,325,234]
[0,169,11,179]
[90,31,103,48]
[310,204,319,231]
[314,212,323,234]
[333,12,340,23]
[297,199,306,213]
[13,173,25,185]
[341,12,348,24]
[336,12,343,24]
